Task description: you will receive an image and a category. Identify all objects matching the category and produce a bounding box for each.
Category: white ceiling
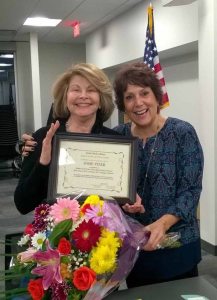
[0,0,143,44]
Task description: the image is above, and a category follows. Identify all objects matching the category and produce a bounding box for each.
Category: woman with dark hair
[113,62,204,287]
[18,61,204,289]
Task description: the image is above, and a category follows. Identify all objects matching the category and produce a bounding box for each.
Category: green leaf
[48,219,72,247]
[42,290,51,299]
[0,253,17,257]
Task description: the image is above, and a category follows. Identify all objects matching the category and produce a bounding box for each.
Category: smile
[134,108,148,115]
[76,103,91,107]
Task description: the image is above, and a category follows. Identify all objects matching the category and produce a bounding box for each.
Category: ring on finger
[156,243,162,250]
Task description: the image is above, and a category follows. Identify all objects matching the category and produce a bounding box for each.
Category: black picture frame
[47,132,138,204]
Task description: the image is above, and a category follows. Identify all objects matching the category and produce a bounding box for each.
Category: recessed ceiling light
[23,17,61,27]
[0,70,5,72]
[0,54,14,58]
[0,63,12,66]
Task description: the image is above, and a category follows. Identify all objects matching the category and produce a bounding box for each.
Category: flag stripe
[144,5,169,108]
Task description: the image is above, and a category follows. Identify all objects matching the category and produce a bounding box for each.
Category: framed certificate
[47,133,138,204]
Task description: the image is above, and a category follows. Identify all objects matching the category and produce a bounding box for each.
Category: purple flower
[50,281,70,300]
[33,204,50,233]
[34,204,50,220]
[32,241,62,290]
[85,203,111,227]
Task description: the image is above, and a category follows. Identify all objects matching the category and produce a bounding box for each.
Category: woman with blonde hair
[14,63,119,214]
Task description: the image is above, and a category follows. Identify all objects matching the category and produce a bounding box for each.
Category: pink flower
[17,247,37,263]
[85,203,110,227]
[50,197,80,223]
[32,241,62,290]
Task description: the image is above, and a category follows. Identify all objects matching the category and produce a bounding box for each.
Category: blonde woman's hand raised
[39,121,60,166]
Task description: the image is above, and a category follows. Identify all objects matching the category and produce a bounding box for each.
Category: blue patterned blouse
[113,117,204,246]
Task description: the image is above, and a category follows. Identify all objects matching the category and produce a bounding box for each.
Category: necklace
[65,121,69,131]
[141,130,159,198]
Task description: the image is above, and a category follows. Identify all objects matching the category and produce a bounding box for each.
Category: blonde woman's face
[66,75,100,119]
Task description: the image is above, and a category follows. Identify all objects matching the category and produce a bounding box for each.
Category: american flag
[144,4,169,108]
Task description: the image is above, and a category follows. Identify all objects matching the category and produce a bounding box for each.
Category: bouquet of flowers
[1,195,150,300]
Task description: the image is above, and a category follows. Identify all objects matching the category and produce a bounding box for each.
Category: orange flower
[60,262,72,279]
[27,278,44,300]
[73,266,96,291]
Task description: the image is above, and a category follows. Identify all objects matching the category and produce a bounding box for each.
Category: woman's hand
[143,219,166,251]
[39,121,60,165]
[21,133,36,156]
[122,194,145,214]
[143,214,180,251]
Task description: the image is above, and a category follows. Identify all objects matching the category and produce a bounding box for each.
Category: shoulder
[101,126,121,135]
[112,122,131,136]
[166,117,198,137]
[166,118,203,155]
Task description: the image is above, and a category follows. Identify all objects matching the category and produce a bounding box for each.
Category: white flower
[17,234,30,246]
[31,232,46,250]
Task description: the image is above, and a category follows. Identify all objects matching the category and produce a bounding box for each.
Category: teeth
[135,108,148,115]
[76,103,90,106]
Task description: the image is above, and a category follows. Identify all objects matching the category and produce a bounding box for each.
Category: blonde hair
[52,63,114,122]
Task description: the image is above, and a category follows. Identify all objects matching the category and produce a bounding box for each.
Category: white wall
[86,0,198,68]
[16,42,33,136]
[162,53,200,132]
[38,43,86,126]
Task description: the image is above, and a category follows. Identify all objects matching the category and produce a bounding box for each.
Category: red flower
[73,266,96,291]
[27,278,44,300]
[80,203,91,214]
[24,223,34,236]
[72,220,101,252]
[58,237,71,255]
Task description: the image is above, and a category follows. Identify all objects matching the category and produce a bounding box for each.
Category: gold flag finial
[147,3,153,37]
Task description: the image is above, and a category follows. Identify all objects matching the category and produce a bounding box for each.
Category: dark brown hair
[113,62,163,112]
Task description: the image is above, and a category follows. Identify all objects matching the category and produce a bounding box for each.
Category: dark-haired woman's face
[123,84,159,128]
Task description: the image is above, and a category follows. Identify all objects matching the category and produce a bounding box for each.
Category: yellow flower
[81,195,104,213]
[84,195,103,206]
[90,245,117,274]
[99,229,121,251]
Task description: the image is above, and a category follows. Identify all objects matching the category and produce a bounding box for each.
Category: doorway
[0,52,19,177]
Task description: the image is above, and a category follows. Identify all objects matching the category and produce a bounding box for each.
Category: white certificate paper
[47,133,138,203]
[56,140,131,198]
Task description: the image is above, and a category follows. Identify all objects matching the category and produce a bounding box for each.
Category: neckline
[129,116,169,140]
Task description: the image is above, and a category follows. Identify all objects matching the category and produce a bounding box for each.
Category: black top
[14,119,119,214]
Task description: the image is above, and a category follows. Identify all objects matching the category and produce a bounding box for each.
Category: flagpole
[147,3,153,37]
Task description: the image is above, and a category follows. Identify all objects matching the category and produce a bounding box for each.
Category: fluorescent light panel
[0,54,14,58]
[23,17,61,27]
[0,63,12,66]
